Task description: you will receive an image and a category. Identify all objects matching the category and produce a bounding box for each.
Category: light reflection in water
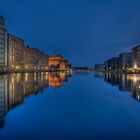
[0,72,72,128]
[94,72,140,101]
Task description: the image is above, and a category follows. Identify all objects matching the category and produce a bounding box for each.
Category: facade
[22,45,35,70]
[7,34,24,70]
[131,45,140,69]
[110,57,119,70]
[0,16,7,70]
[48,55,70,70]
[48,55,64,66]
[60,60,69,70]
[7,34,48,71]
[0,17,49,72]
[119,52,131,69]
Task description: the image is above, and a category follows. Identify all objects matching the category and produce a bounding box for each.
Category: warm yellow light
[16,66,19,69]
[134,63,137,69]
[25,73,28,82]
[133,76,137,83]
[25,65,28,69]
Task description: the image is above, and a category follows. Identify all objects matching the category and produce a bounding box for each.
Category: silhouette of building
[110,57,119,70]
[119,52,131,70]
[7,34,24,71]
[94,64,105,71]
[104,59,111,71]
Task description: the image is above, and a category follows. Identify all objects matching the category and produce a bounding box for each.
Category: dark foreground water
[0,72,140,140]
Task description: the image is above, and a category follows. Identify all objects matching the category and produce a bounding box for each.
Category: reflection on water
[94,72,140,101]
[0,72,72,128]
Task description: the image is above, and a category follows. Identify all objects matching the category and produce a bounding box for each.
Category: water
[0,72,140,139]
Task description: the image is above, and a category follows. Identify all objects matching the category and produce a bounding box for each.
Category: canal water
[0,72,140,139]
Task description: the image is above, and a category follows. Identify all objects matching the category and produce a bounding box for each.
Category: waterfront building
[22,46,48,71]
[48,55,64,66]
[110,57,119,70]
[7,34,24,71]
[131,45,140,69]
[104,59,111,71]
[37,51,48,71]
[94,64,105,71]
[48,55,70,70]
[7,34,48,72]
[119,52,131,70]
[60,60,69,70]
[22,45,35,71]
[0,16,7,70]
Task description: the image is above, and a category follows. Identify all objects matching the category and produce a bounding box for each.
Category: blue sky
[1,0,140,67]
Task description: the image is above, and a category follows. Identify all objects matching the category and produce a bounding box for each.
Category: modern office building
[119,52,131,69]
[0,16,7,70]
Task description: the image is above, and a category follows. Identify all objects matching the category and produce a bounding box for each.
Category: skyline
[1,0,140,67]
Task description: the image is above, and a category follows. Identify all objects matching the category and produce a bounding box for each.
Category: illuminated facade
[132,45,140,69]
[7,34,24,70]
[7,34,48,71]
[0,16,7,70]
[48,55,64,66]
[48,55,70,70]
[0,17,49,72]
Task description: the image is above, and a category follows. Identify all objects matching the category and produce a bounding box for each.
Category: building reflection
[94,72,140,101]
[0,72,71,128]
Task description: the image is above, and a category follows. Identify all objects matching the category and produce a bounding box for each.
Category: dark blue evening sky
[1,0,140,67]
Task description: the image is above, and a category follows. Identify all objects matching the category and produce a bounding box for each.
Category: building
[48,55,70,70]
[119,52,131,70]
[48,55,64,66]
[60,60,69,70]
[0,16,7,70]
[110,57,119,70]
[94,64,105,71]
[131,45,140,69]
[7,34,24,71]
[104,59,111,71]
[7,34,48,72]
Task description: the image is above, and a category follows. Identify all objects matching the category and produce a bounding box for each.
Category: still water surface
[0,72,140,139]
